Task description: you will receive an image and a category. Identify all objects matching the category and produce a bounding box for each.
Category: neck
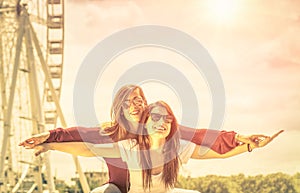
[121,120,139,134]
[150,136,165,150]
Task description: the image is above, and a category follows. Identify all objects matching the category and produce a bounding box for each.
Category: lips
[130,110,140,115]
[153,126,167,132]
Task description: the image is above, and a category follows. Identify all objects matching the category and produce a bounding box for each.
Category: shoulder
[179,140,196,163]
[118,139,141,169]
[118,139,138,149]
[99,122,115,130]
[179,139,195,148]
[98,122,117,135]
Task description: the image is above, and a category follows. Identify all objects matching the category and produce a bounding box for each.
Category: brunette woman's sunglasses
[150,113,173,123]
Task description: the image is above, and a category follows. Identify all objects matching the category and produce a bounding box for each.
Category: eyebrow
[151,112,169,115]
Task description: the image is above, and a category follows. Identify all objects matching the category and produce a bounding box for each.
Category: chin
[153,133,168,139]
[131,115,141,120]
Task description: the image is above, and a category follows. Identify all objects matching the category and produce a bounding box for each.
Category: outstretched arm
[19,131,51,148]
[179,125,277,154]
[33,142,121,158]
[19,126,114,149]
[191,130,283,159]
[179,125,239,154]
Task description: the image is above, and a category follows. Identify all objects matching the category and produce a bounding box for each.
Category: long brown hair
[99,84,147,141]
[137,101,180,191]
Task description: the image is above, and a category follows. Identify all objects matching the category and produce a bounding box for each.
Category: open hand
[235,130,284,148]
[256,130,284,148]
[19,132,50,149]
[235,134,268,147]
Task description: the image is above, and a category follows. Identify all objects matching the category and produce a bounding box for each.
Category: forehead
[150,106,168,115]
[128,88,142,98]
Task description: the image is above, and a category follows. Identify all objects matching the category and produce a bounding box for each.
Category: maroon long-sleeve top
[46,126,238,193]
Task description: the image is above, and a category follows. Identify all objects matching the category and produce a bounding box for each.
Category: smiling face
[122,88,145,123]
[146,106,173,139]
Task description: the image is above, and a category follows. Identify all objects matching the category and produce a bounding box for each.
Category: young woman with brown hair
[19,84,264,193]
[28,101,283,193]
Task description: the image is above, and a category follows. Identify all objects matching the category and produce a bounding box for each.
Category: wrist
[235,134,244,145]
[45,143,53,150]
[44,131,51,141]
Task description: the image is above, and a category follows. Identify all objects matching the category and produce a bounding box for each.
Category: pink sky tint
[52,0,300,182]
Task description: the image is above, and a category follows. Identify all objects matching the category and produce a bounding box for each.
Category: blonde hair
[100,84,147,141]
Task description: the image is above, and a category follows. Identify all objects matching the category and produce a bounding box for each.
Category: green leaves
[176,172,298,193]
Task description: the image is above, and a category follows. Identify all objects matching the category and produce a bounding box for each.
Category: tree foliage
[176,173,299,193]
[54,172,299,192]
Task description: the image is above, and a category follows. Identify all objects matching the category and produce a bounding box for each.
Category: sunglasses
[123,96,144,109]
[150,113,173,123]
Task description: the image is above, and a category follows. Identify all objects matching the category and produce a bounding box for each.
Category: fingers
[239,131,283,149]
[18,140,31,146]
[250,135,269,141]
[19,142,35,149]
[252,136,269,144]
[33,145,47,156]
[257,130,283,147]
[238,135,267,147]
[19,138,40,148]
[271,130,284,139]
[34,149,42,156]
[251,134,269,138]
[247,140,259,147]
[236,135,252,143]
[20,138,49,156]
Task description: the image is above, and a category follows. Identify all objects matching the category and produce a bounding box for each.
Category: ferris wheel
[0,0,89,192]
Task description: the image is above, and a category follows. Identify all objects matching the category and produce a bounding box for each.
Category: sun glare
[208,0,239,23]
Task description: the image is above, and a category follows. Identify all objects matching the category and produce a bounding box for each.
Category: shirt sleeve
[46,126,114,144]
[179,125,239,154]
[118,139,141,170]
[179,140,196,164]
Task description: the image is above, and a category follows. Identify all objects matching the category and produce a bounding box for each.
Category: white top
[118,139,196,193]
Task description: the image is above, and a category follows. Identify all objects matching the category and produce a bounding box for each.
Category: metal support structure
[29,13,91,193]
[24,12,56,192]
[11,164,29,193]
[0,10,25,188]
[1,1,90,192]
[0,23,7,193]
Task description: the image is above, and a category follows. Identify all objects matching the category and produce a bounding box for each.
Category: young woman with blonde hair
[20,84,263,193]
[29,101,283,193]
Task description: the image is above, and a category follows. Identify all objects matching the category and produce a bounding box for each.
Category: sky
[41,0,300,184]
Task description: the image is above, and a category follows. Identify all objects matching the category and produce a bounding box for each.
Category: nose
[157,117,165,125]
[133,101,144,109]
